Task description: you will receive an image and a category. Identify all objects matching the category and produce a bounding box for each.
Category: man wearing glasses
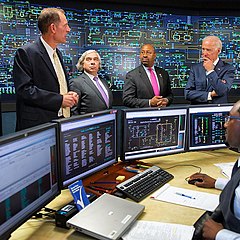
[189,100,240,239]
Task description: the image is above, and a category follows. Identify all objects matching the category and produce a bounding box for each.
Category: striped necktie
[93,76,109,107]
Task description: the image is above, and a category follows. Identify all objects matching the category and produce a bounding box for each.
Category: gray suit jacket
[184,59,235,104]
[69,72,113,115]
[122,65,173,108]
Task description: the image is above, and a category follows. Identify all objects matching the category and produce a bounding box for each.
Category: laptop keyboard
[116,166,174,202]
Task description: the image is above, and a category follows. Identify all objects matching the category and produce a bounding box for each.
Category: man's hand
[203,57,214,72]
[150,96,168,107]
[62,91,79,108]
[188,173,216,188]
[210,90,218,98]
[202,218,224,240]
[157,97,169,107]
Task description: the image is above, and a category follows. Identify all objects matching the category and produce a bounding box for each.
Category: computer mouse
[188,178,203,185]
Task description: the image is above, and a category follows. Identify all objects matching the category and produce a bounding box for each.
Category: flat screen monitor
[188,104,233,151]
[0,123,59,240]
[121,107,187,162]
[54,110,117,188]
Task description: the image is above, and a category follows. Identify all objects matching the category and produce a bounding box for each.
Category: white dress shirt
[215,158,240,240]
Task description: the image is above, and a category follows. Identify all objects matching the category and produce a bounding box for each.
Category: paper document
[122,220,194,240]
[214,162,234,179]
[151,184,219,211]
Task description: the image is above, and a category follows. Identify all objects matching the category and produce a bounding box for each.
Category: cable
[162,164,202,183]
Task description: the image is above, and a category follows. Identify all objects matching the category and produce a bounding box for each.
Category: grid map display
[1,0,240,102]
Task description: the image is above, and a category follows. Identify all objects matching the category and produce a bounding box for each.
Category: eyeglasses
[225,115,240,123]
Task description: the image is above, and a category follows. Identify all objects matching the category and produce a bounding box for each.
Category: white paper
[122,220,194,240]
[214,162,234,179]
[151,184,219,211]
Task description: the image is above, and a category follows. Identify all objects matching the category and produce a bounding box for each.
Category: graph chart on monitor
[188,104,233,151]
[54,110,118,188]
[121,107,187,162]
[0,123,59,240]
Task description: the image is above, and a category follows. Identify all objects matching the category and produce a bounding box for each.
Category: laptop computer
[67,193,145,240]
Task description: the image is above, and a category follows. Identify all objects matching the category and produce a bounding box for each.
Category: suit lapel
[36,38,58,81]
[139,66,154,96]
[83,73,107,105]
[155,67,163,93]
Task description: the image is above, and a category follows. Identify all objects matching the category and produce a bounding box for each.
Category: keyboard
[116,166,174,202]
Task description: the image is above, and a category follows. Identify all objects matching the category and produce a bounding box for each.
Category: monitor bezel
[120,106,188,162]
[0,122,60,240]
[53,109,118,189]
[188,103,233,151]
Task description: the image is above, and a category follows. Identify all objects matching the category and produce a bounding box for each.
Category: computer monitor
[121,107,187,162]
[54,110,118,188]
[0,123,59,240]
[188,104,233,151]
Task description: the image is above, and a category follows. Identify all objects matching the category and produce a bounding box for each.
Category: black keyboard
[116,166,174,202]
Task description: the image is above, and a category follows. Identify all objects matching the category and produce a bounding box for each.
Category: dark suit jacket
[69,72,113,115]
[122,65,173,108]
[13,37,66,131]
[184,59,235,104]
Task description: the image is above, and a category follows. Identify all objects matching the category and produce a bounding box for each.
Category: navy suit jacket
[13,37,66,130]
[184,59,235,104]
[122,65,173,108]
[69,72,113,115]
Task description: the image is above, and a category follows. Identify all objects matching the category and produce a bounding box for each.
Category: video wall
[0,0,240,102]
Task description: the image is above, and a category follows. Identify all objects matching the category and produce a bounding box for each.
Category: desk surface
[10,149,238,240]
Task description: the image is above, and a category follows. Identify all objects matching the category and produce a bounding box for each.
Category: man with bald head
[189,100,240,239]
[185,35,235,104]
[123,44,173,108]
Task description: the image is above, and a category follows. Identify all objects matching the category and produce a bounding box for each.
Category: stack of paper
[151,184,219,211]
[122,220,194,240]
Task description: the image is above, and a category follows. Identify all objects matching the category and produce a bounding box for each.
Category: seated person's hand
[188,173,216,188]
[202,218,224,240]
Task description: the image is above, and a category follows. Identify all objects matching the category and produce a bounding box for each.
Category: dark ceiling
[29,0,240,15]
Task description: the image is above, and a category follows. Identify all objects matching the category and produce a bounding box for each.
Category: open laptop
[67,193,145,240]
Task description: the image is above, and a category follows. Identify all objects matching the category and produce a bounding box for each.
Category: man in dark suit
[122,44,173,108]
[188,100,240,239]
[185,35,235,104]
[13,8,78,131]
[69,50,113,115]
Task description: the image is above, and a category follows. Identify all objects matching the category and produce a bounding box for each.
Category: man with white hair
[69,50,113,115]
[185,35,235,104]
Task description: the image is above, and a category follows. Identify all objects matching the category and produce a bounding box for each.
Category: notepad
[151,184,219,211]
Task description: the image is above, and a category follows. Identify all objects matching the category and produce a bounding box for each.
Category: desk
[10,149,238,240]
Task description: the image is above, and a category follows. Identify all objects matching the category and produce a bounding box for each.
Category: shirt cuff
[207,92,212,100]
[216,229,240,240]
[215,178,229,190]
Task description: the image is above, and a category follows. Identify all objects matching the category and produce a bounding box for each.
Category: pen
[88,186,111,193]
[136,164,150,169]
[124,166,141,173]
[175,192,196,199]
[90,181,119,184]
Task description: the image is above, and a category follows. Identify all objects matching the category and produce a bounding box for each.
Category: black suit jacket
[69,72,113,115]
[13,37,66,131]
[122,65,173,108]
